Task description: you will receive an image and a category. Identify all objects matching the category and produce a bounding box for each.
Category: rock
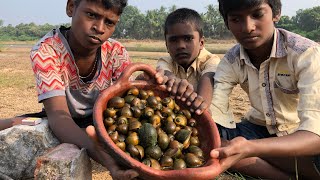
[34,143,92,180]
[0,119,60,179]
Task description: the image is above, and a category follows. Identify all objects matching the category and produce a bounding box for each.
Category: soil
[0,46,250,180]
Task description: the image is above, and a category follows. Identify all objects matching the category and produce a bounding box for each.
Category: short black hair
[218,0,281,27]
[164,8,204,38]
[74,0,127,15]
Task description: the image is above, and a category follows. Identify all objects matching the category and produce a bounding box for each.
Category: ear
[273,13,281,23]
[66,0,75,17]
[199,36,204,50]
[165,36,169,52]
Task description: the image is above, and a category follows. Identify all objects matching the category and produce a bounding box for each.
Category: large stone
[0,119,60,179]
[34,143,92,180]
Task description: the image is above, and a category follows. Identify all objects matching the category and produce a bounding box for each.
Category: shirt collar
[168,48,209,72]
[190,47,210,70]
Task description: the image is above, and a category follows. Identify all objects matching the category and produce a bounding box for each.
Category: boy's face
[165,23,204,69]
[66,0,120,50]
[226,3,280,51]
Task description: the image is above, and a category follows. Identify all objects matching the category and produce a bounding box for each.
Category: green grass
[121,39,235,54]
[0,71,35,89]
[126,46,231,54]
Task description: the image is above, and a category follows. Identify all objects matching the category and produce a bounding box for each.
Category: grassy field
[0,40,251,180]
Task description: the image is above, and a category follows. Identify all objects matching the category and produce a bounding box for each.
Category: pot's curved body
[93,63,223,180]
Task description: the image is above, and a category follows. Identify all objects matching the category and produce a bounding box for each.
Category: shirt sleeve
[200,54,220,76]
[211,57,238,128]
[30,43,66,102]
[111,43,131,81]
[295,46,320,136]
[156,57,174,72]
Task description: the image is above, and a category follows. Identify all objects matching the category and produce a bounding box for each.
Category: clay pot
[93,63,222,180]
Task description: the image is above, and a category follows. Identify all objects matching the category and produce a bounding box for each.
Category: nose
[242,17,255,33]
[92,20,105,34]
[176,39,186,49]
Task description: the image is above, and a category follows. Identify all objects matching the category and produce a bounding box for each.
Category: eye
[86,12,96,19]
[105,20,115,27]
[168,37,178,42]
[252,11,264,19]
[184,36,193,41]
[228,16,240,23]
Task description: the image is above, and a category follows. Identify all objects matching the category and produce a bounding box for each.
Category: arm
[211,131,320,170]
[196,72,215,111]
[43,96,138,179]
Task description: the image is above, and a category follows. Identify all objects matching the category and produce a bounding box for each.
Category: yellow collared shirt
[157,48,220,91]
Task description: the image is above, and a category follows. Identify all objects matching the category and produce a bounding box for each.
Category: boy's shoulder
[31,28,62,52]
[223,44,241,64]
[101,38,127,52]
[278,28,319,54]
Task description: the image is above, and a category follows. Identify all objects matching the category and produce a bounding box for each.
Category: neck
[65,29,97,60]
[247,38,274,69]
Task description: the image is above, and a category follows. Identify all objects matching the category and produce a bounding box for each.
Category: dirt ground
[0,46,250,179]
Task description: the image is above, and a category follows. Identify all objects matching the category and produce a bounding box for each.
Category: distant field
[0,39,235,54]
[0,39,245,119]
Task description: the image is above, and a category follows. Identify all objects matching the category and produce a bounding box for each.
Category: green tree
[113,5,145,39]
[202,5,230,39]
[277,15,296,31]
[294,6,320,31]
[144,6,169,39]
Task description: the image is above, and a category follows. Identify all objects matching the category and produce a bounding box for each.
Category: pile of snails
[103,87,205,170]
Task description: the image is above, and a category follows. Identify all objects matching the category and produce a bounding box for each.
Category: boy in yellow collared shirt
[157,8,221,115]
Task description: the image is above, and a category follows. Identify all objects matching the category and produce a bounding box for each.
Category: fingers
[166,78,176,92]
[181,83,194,102]
[170,79,190,99]
[210,149,220,159]
[121,169,139,180]
[112,168,139,180]
[186,92,198,106]
[154,73,207,115]
[155,68,168,85]
[210,147,229,159]
[86,125,99,145]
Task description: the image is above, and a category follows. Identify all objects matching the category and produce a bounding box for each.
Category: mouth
[89,35,102,43]
[175,53,190,59]
[242,35,259,42]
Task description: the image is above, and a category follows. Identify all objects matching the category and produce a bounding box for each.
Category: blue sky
[1,0,320,26]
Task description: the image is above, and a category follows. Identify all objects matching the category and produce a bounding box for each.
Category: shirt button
[266,113,271,117]
[278,125,284,131]
[262,83,266,87]
[278,125,287,131]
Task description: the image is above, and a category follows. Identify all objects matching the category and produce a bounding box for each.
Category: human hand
[86,125,139,180]
[154,67,169,85]
[164,78,207,115]
[210,137,250,170]
[186,94,208,115]
[108,165,139,180]
[135,68,169,85]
